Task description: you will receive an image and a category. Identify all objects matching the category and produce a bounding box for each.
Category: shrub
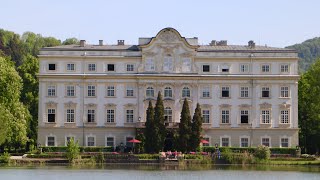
[0,152,11,163]
[41,146,113,153]
[254,145,270,160]
[26,153,67,158]
[135,154,159,160]
[184,154,203,160]
[66,138,80,163]
[95,152,105,163]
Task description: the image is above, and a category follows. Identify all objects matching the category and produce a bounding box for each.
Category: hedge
[41,146,113,153]
[27,153,67,158]
[135,154,159,160]
[202,146,296,155]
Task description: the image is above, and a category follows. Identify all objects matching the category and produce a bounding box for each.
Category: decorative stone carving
[159,31,178,42]
[105,103,117,107]
[64,101,76,108]
[279,103,291,108]
[219,104,232,108]
[46,101,57,107]
[259,102,272,108]
[239,104,251,108]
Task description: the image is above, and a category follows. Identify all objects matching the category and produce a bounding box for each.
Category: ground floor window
[47,136,55,146]
[202,137,210,147]
[221,137,229,147]
[262,137,270,147]
[240,137,249,147]
[87,136,95,147]
[65,136,75,145]
[106,137,114,147]
[281,138,289,147]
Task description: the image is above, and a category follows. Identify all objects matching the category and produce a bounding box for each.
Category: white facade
[38,28,299,148]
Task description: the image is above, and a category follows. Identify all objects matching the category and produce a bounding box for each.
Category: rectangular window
[202,65,210,72]
[202,110,210,123]
[222,68,229,72]
[261,110,270,124]
[127,64,134,71]
[47,109,56,122]
[106,109,115,123]
[221,137,229,147]
[107,64,115,71]
[221,86,230,98]
[87,137,95,147]
[126,109,134,123]
[261,87,270,98]
[221,110,230,124]
[66,85,75,97]
[280,86,289,98]
[241,138,249,147]
[202,137,210,147]
[280,110,289,124]
[66,109,75,122]
[106,137,114,147]
[67,63,75,71]
[262,138,270,147]
[280,64,289,73]
[126,86,134,97]
[240,86,249,98]
[164,87,172,98]
[87,85,96,97]
[87,109,95,123]
[281,138,289,147]
[47,136,55,146]
[88,63,96,71]
[107,86,115,97]
[261,64,270,72]
[146,59,155,71]
[240,64,249,73]
[202,87,210,98]
[48,64,56,71]
[240,110,249,124]
[163,57,173,71]
[47,85,56,97]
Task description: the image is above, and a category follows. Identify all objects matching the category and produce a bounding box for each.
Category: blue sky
[1,0,319,47]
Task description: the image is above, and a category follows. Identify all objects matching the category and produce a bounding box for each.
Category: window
[87,136,95,147]
[261,110,270,124]
[164,87,172,98]
[240,110,249,124]
[126,137,133,148]
[67,63,75,71]
[88,63,96,71]
[240,64,249,73]
[221,110,230,124]
[280,64,289,73]
[202,86,210,98]
[182,87,190,98]
[280,86,289,98]
[66,137,74,145]
[202,65,210,72]
[280,110,289,124]
[262,138,270,147]
[48,64,56,71]
[106,109,115,123]
[47,136,55,146]
[107,86,115,97]
[163,56,173,71]
[221,137,229,147]
[146,59,155,71]
[66,85,75,97]
[240,86,249,98]
[87,85,96,97]
[182,58,191,72]
[146,87,154,98]
[106,137,114,147]
[127,64,134,71]
[281,138,289,147]
[241,138,249,147]
[202,137,210,147]
[87,109,95,123]
[107,64,115,71]
[221,86,230,98]
[164,107,173,122]
[221,67,229,72]
[203,110,210,123]
[261,87,270,98]
[126,86,134,97]
[48,109,56,122]
[47,85,56,97]
[261,64,270,72]
[126,109,134,123]
[66,109,75,122]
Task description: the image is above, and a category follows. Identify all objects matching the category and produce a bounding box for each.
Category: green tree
[189,103,203,151]
[66,138,80,163]
[144,101,156,153]
[62,38,80,45]
[177,98,192,153]
[298,58,320,153]
[154,91,166,152]
[0,104,12,145]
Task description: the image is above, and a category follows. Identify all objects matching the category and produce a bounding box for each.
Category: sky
[1,0,319,47]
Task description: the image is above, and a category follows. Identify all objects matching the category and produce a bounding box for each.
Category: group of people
[160,151,182,159]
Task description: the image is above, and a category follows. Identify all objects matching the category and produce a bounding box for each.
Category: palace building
[38,27,299,149]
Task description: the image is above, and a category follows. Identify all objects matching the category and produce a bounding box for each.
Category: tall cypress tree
[178,98,192,153]
[144,101,155,153]
[154,91,166,152]
[190,103,203,151]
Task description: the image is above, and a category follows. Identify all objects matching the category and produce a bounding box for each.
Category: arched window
[164,107,173,122]
[164,87,172,98]
[182,87,190,98]
[146,87,154,97]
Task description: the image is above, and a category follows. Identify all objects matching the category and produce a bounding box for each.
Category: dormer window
[221,64,230,73]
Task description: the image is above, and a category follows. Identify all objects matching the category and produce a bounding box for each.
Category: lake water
[0,164,319,180]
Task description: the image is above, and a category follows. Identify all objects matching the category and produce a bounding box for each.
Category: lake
[0,164,319,180]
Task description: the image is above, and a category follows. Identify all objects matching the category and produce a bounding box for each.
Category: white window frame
[47,108,56,123]
[126,64,134,72]
[65,136,75,146]
[220,136,231,147]
[106,85,115,97]
[182,87,191,98]
[87,109,95,123]
[164,107,173,122]
[221,109,230,124]
[87,85,96,97]
[46,135,56,147]
[240,86,249,98]
[164,87,173,98]
[280,64,290,73]
[280,109,290,124]
[106,109,115,123]
[202,109,210,124]
[261,64,271,73]
[240,64,249,73]
[66,85,75,97]
[221,86,230,98]
[66,63,75,71]
[47,85,56,97]
[163,56,173,72]
[146,87,154,98]
[126,86,134,97]
[261,136,271,147]
[240,110,249,124]
[126,109,134,123]
[280,86,289,98]
[280,136,290,148]
[145,58,155,71]
[202,86,210,98]
[88,63,96,71]
[106,136,115,147]
[261,109,271,124]
[261,86,270,98]
[66,108,75,123]
[240,136,250,147]
[86,135,96,147]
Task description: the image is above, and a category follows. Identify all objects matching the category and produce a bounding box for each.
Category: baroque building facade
[38,28,299,149]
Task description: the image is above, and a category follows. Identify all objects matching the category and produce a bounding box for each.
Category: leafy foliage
[62,38,80,45]
[144,101,156,153]
[177,99,192,153]
[189,103,202,151]
[154,92,166,152]
[254,145,271,160]
[66,138,80,163]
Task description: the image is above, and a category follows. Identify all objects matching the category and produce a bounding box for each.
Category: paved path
[10,156,23,160]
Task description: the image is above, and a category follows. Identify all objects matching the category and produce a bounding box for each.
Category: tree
[177,98,192,153]
[66,138,80,163]
[144,101,156,153]
[298,58,320,153]
[154,91,166,152]
[189,103,203,151]
[0,104,12,145]
[63,38,80,45]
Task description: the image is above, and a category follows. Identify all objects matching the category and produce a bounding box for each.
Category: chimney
[117,40,125,45]
[209,40,216,46]
[99,40,103,46]
[248,40,255,48]
[80,40,86,47]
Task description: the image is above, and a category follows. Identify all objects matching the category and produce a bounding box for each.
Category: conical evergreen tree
[144,101,155,153]
[178,98,192,153]
[190,103,203,151]
[154,91,166,152]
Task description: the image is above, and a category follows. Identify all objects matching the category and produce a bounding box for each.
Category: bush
[254,145,270,160]
[26,153,67,158]
[184,154,203,160]
[0,152,11,163]
[66,138,80,163]
[270,148,296,155]
[95,152,105,163]
[41,146,113,153]
[135,154,159,160]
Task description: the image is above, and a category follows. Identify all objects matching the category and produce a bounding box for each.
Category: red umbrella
[200,139,209,144]
[128,139,141,143]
